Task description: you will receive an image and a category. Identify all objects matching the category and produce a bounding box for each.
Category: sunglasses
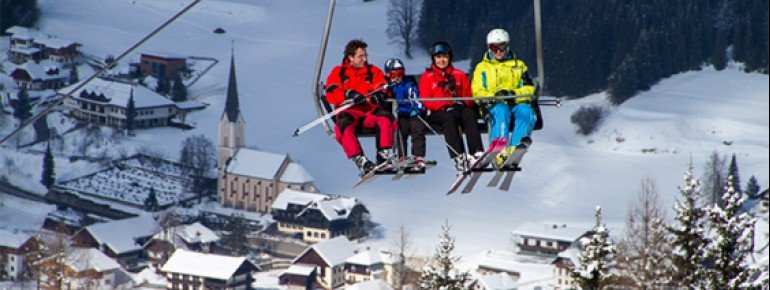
[489,43,509,53]
[388,69,405,79]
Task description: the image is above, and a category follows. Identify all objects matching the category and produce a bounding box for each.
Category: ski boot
[376,148,395,165]
[494,146,517,169]
[453,155,468,174]
[352,154,374,175]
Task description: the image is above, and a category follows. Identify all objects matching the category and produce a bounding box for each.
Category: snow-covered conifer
[667,166,709,288]
[705,175,758,288]
[418,220,471,290]
[572,206,617,290]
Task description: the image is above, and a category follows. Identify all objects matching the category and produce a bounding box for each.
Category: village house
[218,54,316,214]
[344,248,396,286]
[8,60,68,91]
[64,78,179,129]
[271,189,369,243]
[282,236,357,289]
[279,264,317,290]
[471,272,517,290]
[466,250,523,284]
[551,247,580,290]
[0,229,38,281]
[39,247,131,290]
[511,222,589,257]
[71,215,159,271]
[144,222,220,268]
[140,52,187,80]
[5,26,81,65]
[161,249,260,290]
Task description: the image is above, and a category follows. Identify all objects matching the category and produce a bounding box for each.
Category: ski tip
[292,129,300,137]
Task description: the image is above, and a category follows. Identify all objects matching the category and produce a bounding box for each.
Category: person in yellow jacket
[472,28,536,167]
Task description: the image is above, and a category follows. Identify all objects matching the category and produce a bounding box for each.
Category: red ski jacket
[325,60,387,111]
[418,64,473,112]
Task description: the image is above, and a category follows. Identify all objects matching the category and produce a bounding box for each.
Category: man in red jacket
[419,41,484,173]
[325,39,394,175]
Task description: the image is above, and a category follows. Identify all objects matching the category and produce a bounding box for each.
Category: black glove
[345,90,366,105]
[451,100,465,111]
[371,91,387,106]
[495,89,514,96]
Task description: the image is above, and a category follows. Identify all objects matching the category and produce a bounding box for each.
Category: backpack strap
[339,65,373,85]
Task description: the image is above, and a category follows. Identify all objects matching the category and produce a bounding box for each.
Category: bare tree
[386,0,420,59]
[24,228,75,289]
[153,210,183,267]
[615,177,674,289]
[703,151,726,207]
[179,135,216,192]
[391,224,415,289]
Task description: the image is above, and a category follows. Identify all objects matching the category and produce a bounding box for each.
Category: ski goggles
[488,43,509,53]
[388,69,405,79]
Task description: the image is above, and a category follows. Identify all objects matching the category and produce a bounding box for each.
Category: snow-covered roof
[68,78,176,109]
[225,148,287,179]
[82,215,159,254]
[294,236,356,267]
[141,51,186,60]
[512,222,588,242]
[10,60,65,80]
[161,249,254,280]
[475,272,517,290]
[282,264,316,276]
[175,100,207,110]
[153,222,219,245]
[346,249,384,266]
[0,229,34,249]
[5,26,33,37]
[554,247,581,268]
[470,250,525,274]
[64,248,121,272]
[273,189,361,222]
[9,46,41,54]
[33,37,79,49]
[279,162,314,184]
[347,279,394,290]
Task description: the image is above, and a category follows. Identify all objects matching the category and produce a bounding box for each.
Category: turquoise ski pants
[487,102,536,146]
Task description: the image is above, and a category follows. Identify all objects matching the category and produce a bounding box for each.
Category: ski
[498,145,528,191]
[353,158,396,188]
[487,138,531,188]
[447,138,507,195]
[391,157,418,181]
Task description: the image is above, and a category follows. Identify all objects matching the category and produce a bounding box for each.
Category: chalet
[161,249,260,290]
[511,222,589,257]
[271,189,369,243]
[218,54,316,213]
[71,215,159,271]
[279,264,317,290]
[144,222,220,268]
[0,229,37,281]
[467,250,522,282]
[140,52,187,79]
[8,60,68,91]
[471,273,517,290]
[286,236,357,289]
[46,248,131,290]
[344,249,395,285]
[64,78,179,129]
[551,247,580,290]
[5,26,81,65]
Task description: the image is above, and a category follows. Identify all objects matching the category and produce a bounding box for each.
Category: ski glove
[370,91,387,106]
[495,89,514,97]
[345,90,366,105]
[446,100,464,112]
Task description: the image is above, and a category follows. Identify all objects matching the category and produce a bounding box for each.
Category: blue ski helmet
[429,41,453,60]
[384,58,405,73]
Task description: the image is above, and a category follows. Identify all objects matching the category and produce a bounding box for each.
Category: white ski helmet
[486,28,510,45]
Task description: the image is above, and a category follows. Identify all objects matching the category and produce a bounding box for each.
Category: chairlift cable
[0,0,203,146]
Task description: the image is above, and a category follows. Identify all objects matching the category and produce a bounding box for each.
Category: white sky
[1,0,767,266]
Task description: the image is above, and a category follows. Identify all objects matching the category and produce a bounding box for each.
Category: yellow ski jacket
[472,52,535,101]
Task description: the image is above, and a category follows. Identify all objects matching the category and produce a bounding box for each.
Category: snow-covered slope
[2,0,767,257]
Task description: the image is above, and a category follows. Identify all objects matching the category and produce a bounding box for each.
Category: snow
[9,60,66,81]
[279,162,314,184]
[460,250,553,287]
[154,222,220,245]
[282,264,315,276]
[294,236,356,267]
[81,215,159,254]
[272,189,359,221]
[0,0,766,280]
[474,272,517,289]
[512,222,590,242]
[68,78,177,108]
[0,193,55,241]
[347,279,394,290]
[160,249,251,280]
[64,247,121,272]
[346,249,384,266]
[226,148,287,179]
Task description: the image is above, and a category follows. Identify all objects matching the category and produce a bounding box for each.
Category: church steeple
[223,52,241,123]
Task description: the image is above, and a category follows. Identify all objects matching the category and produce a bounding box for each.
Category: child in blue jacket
[384,58,427,168]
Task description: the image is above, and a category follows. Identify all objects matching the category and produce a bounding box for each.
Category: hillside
[0,0,767,258]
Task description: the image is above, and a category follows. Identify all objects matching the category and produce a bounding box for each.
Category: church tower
[218,52,245,173]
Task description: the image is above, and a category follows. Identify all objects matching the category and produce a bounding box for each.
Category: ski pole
[292,87,387,137]
[415,114,462,158]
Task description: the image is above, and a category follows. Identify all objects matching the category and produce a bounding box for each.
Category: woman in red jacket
[325,39,395,175]
[419,41,484,173]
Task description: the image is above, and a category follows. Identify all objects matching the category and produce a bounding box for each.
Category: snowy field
[0,0,767,263]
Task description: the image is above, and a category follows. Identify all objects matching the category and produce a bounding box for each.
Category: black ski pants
[397,115,427,158]
[427,107,483,158]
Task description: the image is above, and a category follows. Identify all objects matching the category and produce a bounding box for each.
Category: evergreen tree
[418,220,471,290]
[572,206,617,290]
[69,65,79,84]
[615,177,673,288]
[0,0,40,32]
[126,92,136,135]
[220,215,250,256]
[745,175,760,198]
[727,154,742,194]
[13,86,32,123]
[667,166,709,288]
[704,175,759,288]
[40,142,55,189]
[155,76,170,96]
[144,188,159,211]
[171,77,187,102]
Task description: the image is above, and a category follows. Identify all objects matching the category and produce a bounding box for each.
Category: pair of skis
[353,156,432,188]
[447,138,529,195]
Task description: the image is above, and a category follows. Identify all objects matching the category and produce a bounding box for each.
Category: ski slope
[2,0,767,258]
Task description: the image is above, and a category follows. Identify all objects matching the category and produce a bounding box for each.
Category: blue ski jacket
[388,76,424,117]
